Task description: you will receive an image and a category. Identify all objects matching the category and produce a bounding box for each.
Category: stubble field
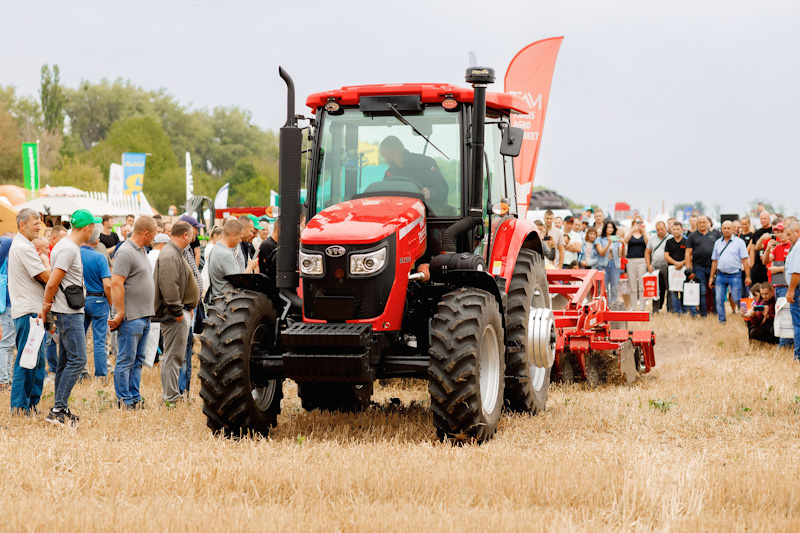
[1,313,799,532]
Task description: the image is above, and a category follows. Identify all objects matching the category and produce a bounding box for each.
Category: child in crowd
[742,282,778,344]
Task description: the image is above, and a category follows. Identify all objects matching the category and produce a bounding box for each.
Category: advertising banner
[108,163,124,197]
[504,37,563,219]
[186,152,194,202]
[122,152,147,197]
[22,142,39,192]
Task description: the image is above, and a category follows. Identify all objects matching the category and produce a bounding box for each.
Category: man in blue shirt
[0,235,14,391]
[783,220,800,361]
[709,220,751,324]
[81,227,112,377]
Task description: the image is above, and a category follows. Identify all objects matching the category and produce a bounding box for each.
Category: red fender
[488,217,544,291]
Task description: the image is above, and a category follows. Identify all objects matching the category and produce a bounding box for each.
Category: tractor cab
[305,83,527,261]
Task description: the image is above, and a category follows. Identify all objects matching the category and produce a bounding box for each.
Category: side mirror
[500,126,524,157]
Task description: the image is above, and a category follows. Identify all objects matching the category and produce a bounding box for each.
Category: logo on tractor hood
[325,245,346,257]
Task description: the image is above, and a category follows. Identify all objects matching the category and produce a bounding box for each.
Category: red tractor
[199,67,557,442]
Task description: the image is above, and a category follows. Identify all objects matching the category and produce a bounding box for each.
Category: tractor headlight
[299,250,324,276]
[350,247,387,276]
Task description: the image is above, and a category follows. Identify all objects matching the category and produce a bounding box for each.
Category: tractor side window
[314,108,461,217]
[484,124,506,207]
[503,154,517,215]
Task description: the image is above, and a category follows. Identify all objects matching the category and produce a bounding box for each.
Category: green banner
[22,142,39,192]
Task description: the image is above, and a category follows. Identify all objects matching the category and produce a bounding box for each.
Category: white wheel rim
[529,363,547,391]
[480,323,501,415]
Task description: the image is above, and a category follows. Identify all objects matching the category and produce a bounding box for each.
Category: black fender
[224,273,302,315]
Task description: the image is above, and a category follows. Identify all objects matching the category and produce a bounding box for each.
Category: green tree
[40,64,65,133]
[48,157,105,191]
[0,105,23,185]
[87,115,179,211]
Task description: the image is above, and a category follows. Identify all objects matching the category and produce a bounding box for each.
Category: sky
[2,0,798,218]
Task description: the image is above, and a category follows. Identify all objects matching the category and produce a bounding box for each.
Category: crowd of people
[536,207,800,360]
[0,208,278,427]
[1,202,798,427]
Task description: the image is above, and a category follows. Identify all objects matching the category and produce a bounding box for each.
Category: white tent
[16,196,131,218]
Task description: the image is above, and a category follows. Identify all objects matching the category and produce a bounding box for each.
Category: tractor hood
[302,197,426,245]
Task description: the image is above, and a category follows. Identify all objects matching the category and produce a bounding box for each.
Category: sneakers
[46,407,80,427]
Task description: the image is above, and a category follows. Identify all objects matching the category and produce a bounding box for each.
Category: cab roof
[305,83,527,115]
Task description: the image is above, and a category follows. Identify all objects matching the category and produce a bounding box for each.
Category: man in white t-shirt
[40,209,100,427]
[562,216,583,268]
[8,209,51,415]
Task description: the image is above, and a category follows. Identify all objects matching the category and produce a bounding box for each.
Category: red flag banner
[504,37,563,219]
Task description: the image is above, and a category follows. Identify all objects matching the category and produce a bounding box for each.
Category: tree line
[0,65,280,212]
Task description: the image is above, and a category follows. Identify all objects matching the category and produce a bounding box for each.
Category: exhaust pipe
[440,67,495,253]
[276,67,302,289]
[466,66,494,219]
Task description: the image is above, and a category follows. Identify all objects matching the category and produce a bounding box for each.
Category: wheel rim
[250,323,277,412]
[479,323,501,415]
[252,381,277,411]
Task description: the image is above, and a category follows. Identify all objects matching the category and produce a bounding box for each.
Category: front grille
[302,239,396,320]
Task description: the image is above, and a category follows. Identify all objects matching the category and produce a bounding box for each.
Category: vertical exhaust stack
[466,66,495,219]
[440,67,495,253]
[277,67,302,289]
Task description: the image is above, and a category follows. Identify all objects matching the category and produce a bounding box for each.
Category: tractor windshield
[313,107,462,217]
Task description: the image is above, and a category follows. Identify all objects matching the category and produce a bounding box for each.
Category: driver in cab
[379,136,449,207]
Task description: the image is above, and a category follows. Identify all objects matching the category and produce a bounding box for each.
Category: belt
[87,292,105,297]
[718,271,738,276]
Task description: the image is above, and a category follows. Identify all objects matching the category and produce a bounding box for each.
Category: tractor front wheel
[198,290,283,437]
[428,288,505,443]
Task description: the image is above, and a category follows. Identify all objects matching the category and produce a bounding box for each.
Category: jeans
[46,330,58,373]
[114,317,150,405]
[689,265,711,317]
[179,311,196,394]
[83,297,109,376]
[0,307,16,384]
[670,292,685,314]
[53,312,88,411]
[774,286,793,348]
[604,262,620,304]
[791,288,800,361]
[10,314,46,412]
[714,272,742,323]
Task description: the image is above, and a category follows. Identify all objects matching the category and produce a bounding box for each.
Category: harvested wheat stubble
[1,313,800,532]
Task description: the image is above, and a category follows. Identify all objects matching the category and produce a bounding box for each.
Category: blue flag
[122,153,147,197]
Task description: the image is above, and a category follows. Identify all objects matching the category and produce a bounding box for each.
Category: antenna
[468,51,477,67]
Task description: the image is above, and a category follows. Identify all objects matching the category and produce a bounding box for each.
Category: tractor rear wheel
[428,288,505,443]
[198,290,283,437]
[504,249,554,413]
[298,382,373,412]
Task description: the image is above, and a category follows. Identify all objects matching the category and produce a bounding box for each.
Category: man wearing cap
[253,216,270,249]
[80,225,112,379]
[176,214,205,396]
[40,209,100,426]
[148,233,170,270]
[153,221,198,405]
[109,215,157,409]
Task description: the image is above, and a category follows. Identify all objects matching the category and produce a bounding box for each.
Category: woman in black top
[623,216,649,311]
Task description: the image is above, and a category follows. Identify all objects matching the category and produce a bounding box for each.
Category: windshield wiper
[386,103,450,160]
